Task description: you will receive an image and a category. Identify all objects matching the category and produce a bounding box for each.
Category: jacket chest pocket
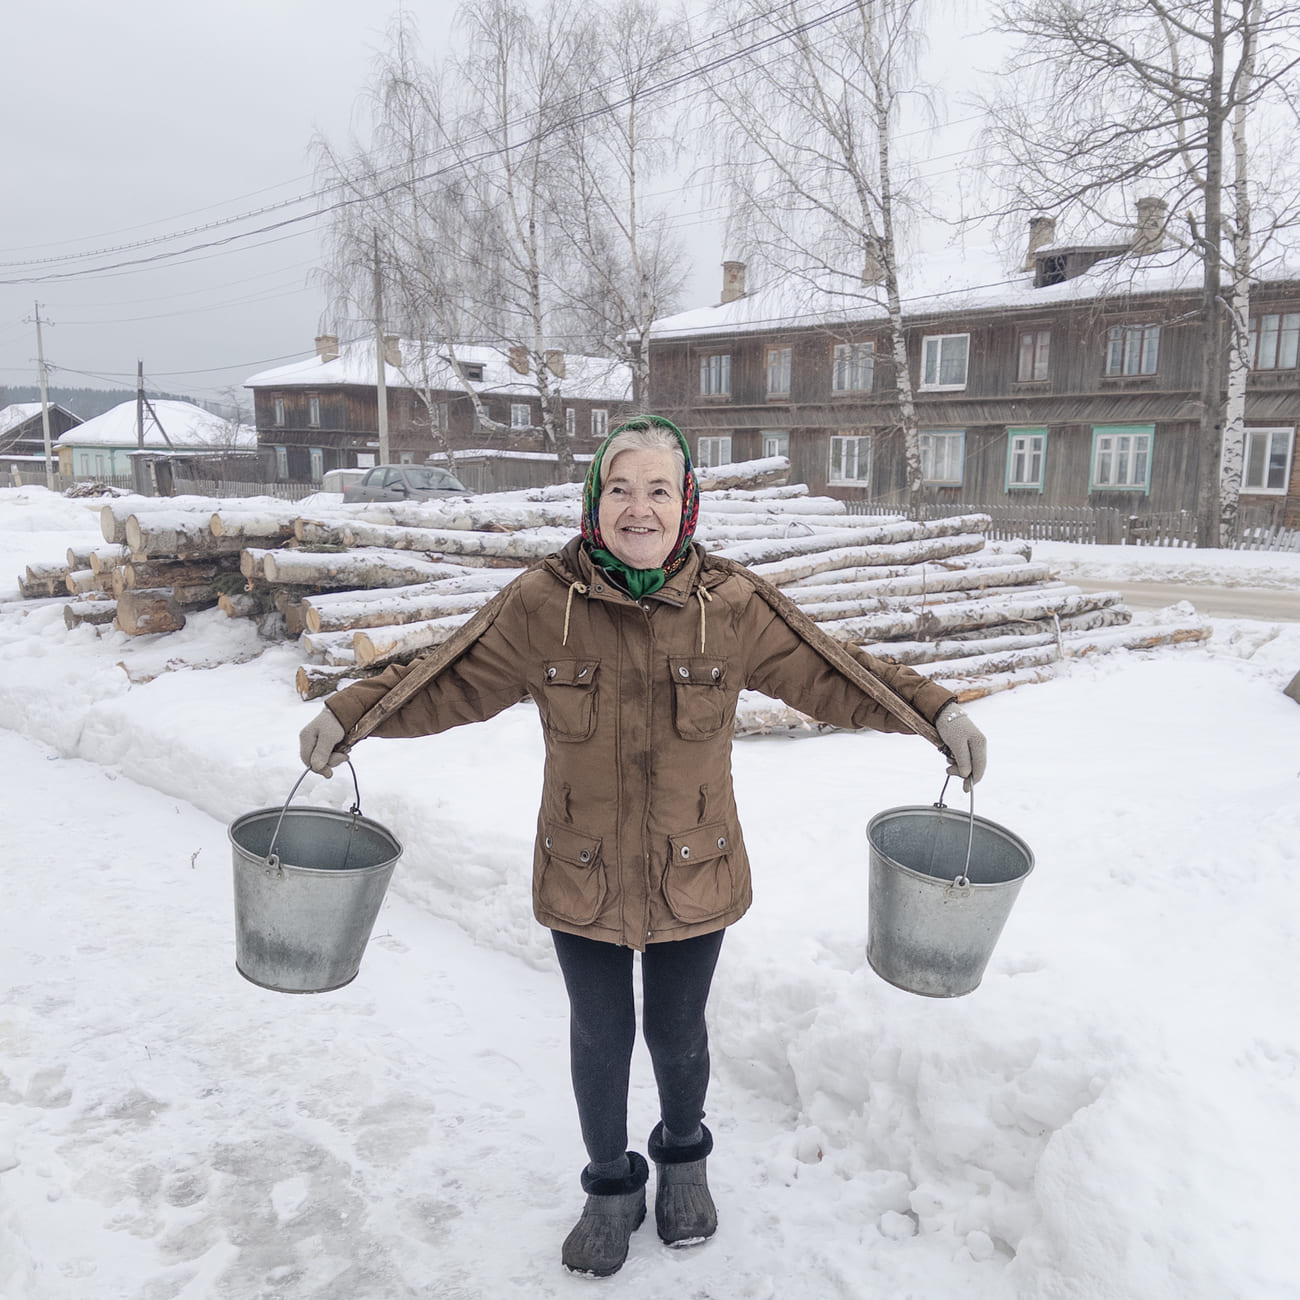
[542,659,599,742]
[669,656,730,740]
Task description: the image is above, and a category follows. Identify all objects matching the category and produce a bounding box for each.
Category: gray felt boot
[648,1122,717,1247]
[561,1152,649,1277]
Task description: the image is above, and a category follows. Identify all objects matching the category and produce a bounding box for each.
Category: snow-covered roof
[244,339,632,403]
[647,245,1267,341]
[56,400,256,451]
[0,403,79,436]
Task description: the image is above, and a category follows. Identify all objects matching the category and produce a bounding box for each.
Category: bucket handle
[934,775,976,889]
[265,760,363,872]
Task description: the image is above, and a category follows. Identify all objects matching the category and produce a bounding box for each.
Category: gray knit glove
[935,702,987,790]
[299,708,348,777]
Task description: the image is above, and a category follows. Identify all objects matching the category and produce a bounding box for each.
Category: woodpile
[13,459,1210,713]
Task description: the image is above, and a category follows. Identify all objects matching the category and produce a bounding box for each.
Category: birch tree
[984,0,1300,546]
[704,0,933,503]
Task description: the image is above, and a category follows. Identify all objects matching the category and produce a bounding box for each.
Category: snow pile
[1,486,1299,1298]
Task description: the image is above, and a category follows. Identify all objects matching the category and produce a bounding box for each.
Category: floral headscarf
[580,415,700,597]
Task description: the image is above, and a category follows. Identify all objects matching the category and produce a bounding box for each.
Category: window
[1017,330,1051,382]
[309,448,324,483]
[273,396,285,427]
[1007,428,1047,491]
[699,354,731,396]
[920,430,966,484]
[308,394,321,428]
[920,334,970,390]
[591,409,609,438]
[766,346,792,396]
[511,403,531,429]
[1242,428,1293,492]
[399,451,415,464]
[430,402,449,431]
[762,432,789,459]
[274,445,289,478]
[697,436,732,468]
[1105,324,1160,376]
[565,408,576,437]
[356,452,375,468]
[1091,424,1153,492]
[1248,314,1300,370]
[828,435,870,485]
[462,363,485,382]
[831,342,874,392]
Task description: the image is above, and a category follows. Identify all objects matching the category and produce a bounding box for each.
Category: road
[1071,578,1300,622]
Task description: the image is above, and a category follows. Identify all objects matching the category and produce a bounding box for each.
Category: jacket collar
[546,536,710,607]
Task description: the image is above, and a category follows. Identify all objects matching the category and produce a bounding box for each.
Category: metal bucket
[229,764,402,993]
[866,784,1034,998]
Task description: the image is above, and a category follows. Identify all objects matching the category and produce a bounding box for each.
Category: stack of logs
[16,462,1211,708]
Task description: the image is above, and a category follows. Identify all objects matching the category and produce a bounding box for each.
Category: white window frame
[697,436,732,468]
[766,346,792,397]
[273,396,285,427]
[1090,424,1153,492]
[920,430,966,485]
[1017,329,1051,382]
[309,448,324,483]
[274,445,289,478]
[1248,313,1300,370]
[565,407,576,437]
[761,431,789,459]
[510,403,531,429]
[831,342,875,393]
[1242,427,1294,493]
[920,334,970,391]
[828,435,871,486]
[308,394,321,428]
[1104,324,1160,376]
[1006,428,1047,491]
[591,409,609,438]
[699,353,731,396]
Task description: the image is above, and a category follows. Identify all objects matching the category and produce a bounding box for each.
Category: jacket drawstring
[695,585,712,653]
[562,580,588,646]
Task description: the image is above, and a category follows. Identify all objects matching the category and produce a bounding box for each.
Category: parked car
[342,464,470,503]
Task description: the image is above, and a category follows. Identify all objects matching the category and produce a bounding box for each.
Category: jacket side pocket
[542,658,600,742]
[662,821,737,924]
[538,823,606,925]
[669,656,732,741]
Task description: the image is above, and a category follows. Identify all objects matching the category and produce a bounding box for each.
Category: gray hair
[601,418,686,489]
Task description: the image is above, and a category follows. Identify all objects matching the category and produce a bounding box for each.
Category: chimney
[383,334,402,367]
[1023,216,1056,271]
[1132,197,1168,254]
[315,334,339,363]
[545,349,566,379]
[509,344,530,375]
[720,260,746,304]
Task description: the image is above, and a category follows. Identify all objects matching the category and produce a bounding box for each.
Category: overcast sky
[0,0,994,412]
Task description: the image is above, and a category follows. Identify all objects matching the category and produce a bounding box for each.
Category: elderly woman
[299,415,985,1277]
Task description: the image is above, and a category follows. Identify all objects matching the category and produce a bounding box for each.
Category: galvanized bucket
[229,763,402,993]
[866,782,1034,998]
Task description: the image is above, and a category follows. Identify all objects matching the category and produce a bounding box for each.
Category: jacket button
[594,585,603,592]
[547,666,557,679]
[545,836,553,848]
[717,837,727,849]
[678,666,690,678]
[711,667,721,681]
[680,846,691,859]
[579,849,591,863]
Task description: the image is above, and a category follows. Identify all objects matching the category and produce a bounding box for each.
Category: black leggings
[551,928,725,1166]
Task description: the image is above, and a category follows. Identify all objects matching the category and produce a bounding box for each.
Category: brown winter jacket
[324,537,956,950]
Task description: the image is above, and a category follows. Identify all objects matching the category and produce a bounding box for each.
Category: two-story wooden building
[244,336,633,484]
[647,240,1300,530]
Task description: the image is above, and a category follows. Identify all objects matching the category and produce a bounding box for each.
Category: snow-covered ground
[1,485,1298,1300]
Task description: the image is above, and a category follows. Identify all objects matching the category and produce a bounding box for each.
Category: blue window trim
[1005,427,1048,493]
[1089,423,1154,493]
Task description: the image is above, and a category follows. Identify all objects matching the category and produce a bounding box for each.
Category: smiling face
[597,448,684,570]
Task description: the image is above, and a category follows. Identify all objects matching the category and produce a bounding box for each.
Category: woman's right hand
[299,708,348,777]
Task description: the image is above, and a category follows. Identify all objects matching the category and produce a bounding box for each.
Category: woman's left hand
[935,702,987,790]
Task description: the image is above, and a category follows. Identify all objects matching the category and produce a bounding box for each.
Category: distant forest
[0,386,216,420]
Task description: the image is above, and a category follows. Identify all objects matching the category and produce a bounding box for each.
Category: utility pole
[373,230,390,464]
[32,302,55,490]
[137,361,145,449]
